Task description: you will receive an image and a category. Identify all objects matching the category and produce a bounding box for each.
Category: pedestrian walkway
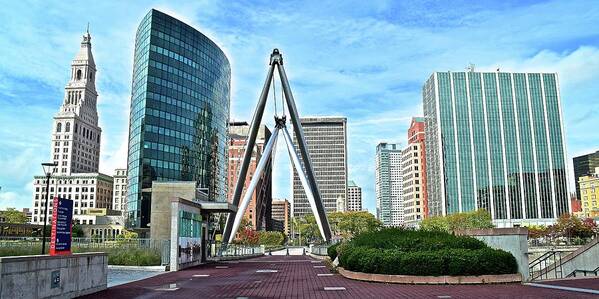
[81,255,599,298]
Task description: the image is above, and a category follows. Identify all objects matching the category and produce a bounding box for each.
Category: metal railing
[212,243,264,258]
[310,245,329,256]
[529,250,563,281]
[566,266,599,278]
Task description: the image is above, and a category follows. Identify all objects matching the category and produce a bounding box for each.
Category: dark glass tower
[423,71,570,227]
[126,9,230,232]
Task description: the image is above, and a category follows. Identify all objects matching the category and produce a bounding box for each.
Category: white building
[112,169,127,212]
[347,180,362,211]
[31,30,114,225]
[375,143,404,226]
[292,117,347,217]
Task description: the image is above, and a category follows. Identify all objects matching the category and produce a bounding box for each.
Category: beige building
[112,168,127,212]
[32,173,113,225]
[271,199,290,236]
[579,167,599,218]
[347,180,362,211]
[402,143,426,227]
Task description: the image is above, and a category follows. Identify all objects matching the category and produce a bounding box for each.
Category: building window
[56,123,62,132]
[76,69,82,80]
[65,122,70,132]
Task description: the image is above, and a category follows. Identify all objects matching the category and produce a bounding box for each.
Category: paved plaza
[82,255,599,299]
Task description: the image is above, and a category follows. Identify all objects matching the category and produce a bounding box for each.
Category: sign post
[49,197,74,256]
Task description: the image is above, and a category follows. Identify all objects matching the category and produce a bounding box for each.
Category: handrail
[529,250,563,281]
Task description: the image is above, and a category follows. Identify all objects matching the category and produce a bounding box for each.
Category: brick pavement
[81,255,599,298]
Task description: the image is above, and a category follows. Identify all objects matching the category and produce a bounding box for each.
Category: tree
[258,231,285,246]
[420,209,494,232]
[235,228,259,245]
[116,229,139,240]
[328,211,382,238]
[0,208,28,224]
[72,224,85,237]
[553,214,595,239]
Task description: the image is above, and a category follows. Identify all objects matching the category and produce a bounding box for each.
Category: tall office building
[292,117,347,217]
[125,9,231,233]
[402,117,428,226]
[573,150,599,200]
[347,180,363,211]
[271,198,290,235]
[227,122,272,230]
[376,143,404,226]
[423,71,570,227]
[31,30,114,225]
[112,169,127,212]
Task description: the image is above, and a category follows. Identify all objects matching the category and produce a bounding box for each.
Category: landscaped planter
[338,267,522,285]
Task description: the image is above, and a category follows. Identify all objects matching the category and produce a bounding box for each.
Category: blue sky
[1,1,598,214]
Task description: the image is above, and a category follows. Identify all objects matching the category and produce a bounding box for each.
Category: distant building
[21,208,32,223]
[292,117,347,217]
[423,71,570,227]
[402,117,427,227]
[579,167,599,218]
[573,150,599,202]
[271,198,290,235]
[227,122,272,230]
[125,9,231,235]
[32,173,114,225]
[376,143,403,226]
[31,30,114,226]
[347,180,362,211]
[112,169,127,213]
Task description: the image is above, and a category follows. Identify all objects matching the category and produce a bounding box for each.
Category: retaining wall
[0,252,107,299]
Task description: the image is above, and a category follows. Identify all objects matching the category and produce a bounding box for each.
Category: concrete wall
[150,181,197,240]
[455,228,529,280]
[544,238,599,278]
[0,252,107,299]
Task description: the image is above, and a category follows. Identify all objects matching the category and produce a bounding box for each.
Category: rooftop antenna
[86,22,90,34]
[466,63,475,72]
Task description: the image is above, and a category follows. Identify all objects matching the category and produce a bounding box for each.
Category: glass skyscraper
[126,9,230,231]
[423,71,570,226]
[375,142,404,227]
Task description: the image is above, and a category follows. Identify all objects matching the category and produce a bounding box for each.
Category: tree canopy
[420,209,494,232]
[0,208,28,224]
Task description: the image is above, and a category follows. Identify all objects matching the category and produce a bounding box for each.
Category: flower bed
[337,228,518,277]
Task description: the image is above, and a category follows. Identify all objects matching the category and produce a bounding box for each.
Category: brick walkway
[82,255,599,298]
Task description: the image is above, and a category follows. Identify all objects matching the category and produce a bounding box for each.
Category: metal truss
[223,49,332,244]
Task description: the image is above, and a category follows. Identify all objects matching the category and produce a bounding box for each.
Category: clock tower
[50,30,101,175]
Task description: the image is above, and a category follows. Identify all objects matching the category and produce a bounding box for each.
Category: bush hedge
[338,228,518,276]
[327,243,339,260]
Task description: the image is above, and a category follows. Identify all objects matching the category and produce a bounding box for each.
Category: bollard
[269,250,272,255]
[302,248,306,255]
[286,248,289,255]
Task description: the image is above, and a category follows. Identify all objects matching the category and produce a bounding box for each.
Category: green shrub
[327,243,339,260]
[258,231,285,246]
[338,228,518,276]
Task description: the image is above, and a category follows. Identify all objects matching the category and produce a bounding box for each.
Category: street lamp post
[41,162,57,255]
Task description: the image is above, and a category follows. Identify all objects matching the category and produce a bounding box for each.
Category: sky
[0,0,598,214]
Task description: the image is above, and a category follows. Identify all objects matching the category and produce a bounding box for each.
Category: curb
[337,267,522,284]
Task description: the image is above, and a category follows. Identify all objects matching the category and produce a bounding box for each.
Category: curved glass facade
[126,9,230,230]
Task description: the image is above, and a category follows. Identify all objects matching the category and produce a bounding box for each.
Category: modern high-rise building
[112,169,127,212]
[125,9,231,233]
[375,143,404,226]
[227,122,272,230]
[423,71,570,227]
[292,117,347,217]
[347,180,362,211]
[573,150,599,200]
[31,30,114,226]
[271,198,290,236]
[402,117,428,226]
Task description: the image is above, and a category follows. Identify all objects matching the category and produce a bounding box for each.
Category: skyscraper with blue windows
[125,9,230,232]
[423,70,570,227]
